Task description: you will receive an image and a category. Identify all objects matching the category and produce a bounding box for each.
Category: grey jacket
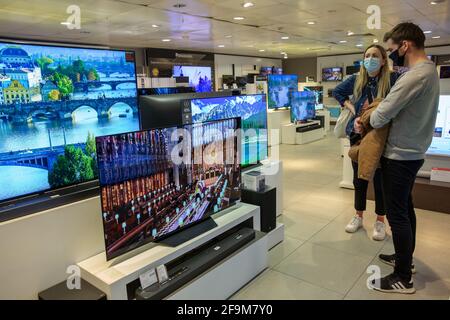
[370,60,440,161]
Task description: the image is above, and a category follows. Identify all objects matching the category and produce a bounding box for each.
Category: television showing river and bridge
[0,42,139,202]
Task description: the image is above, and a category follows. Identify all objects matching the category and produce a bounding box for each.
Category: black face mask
[389,48,405,67]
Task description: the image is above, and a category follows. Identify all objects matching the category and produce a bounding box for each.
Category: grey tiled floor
[232,135,450,300]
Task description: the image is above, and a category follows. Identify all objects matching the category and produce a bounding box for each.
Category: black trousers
[380,157,424,281]
[352,161,385,215]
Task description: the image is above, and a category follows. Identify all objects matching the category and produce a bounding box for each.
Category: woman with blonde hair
[333,44,398,240]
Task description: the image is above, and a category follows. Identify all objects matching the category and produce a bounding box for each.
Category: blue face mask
[364,57,381,74]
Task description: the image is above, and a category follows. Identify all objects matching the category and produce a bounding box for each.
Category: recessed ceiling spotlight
[173,3,187,8]
[307,21,316,25]
[339,40,347,43]
[432,35,441,39]
[424,30,432,34]
[225,35,233,38]
[281,36,289,40]
[60,22,71,25]
[347,31,355,36]
[218,45,225,48]
[242,2,254,8]
[152,24,160,28]
[284,56,288,59]
[356,44,364,47]
[280,51,286,55]
[259,49,265,52]
[373,39,379,43]
[162,39,171,42]
[234,16,245,20]
[430,0,445,4]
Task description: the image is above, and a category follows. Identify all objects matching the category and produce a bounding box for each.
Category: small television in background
[222,75,235,87]
[303,86,324,110]
[274,67,283,75]
[322,67,343,81]
[439,66,450,79]
[174,76,189,84]
[173,66,212,92]
[260,67,273,76]
[290,92,316,123]
[246,73,259,84]
[235,76,247,88]
[267,74,299,109]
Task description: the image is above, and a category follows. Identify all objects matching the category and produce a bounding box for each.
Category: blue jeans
[380,157,424,281]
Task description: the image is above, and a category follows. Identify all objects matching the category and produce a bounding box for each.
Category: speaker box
[241,186,277,233]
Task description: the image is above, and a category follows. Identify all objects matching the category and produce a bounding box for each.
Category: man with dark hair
[368,22,440,294]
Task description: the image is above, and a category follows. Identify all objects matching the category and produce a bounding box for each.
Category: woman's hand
[354,117,363,134]
[344,100,356,115]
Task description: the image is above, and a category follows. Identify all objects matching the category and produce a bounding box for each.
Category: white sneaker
[373,221,386,241]
[345,216,363,233]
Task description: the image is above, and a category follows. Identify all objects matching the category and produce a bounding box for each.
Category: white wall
[0,197,104,299]
[214,54,282,89]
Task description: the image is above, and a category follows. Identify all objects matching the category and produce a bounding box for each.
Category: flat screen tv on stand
[96,118,242,260]
[267,74,298,110]
[0,40,139,222]
[186,94,268,169]
[290,92,316,124]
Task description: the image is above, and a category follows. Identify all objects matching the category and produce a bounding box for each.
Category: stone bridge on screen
[0,97,137,123]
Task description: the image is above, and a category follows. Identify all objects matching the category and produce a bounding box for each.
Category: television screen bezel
[96,117,242,260]
[322,67,344,82]
[267,74,299,109]
[185,94,268,169]
[0,39,139,210]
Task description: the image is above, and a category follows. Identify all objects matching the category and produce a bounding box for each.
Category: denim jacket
[333,73,399,136]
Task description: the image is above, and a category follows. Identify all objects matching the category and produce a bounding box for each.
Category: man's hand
[354,117,363,134]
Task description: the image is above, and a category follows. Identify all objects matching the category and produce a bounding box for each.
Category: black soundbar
[135,227,257,300]
[296,123,322,133]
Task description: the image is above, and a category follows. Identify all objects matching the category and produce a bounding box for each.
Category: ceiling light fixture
[347,31,354,36]
[259,49,265,52]
[234,16,245,20]
[162,39,171,42]
[60,22,71,25]
[281,36,289,40]
[430,1,437,4]
[424,30,432,34]
[280,52,286,55]
[218,45,225,48]
[242,2,254,8]
[432,35,441,39]
[339,40,347,43]
[373,39,379,43]
[152,24,160,28]
[307,21,316,25]
[225,35,233,38]
[356,44,363,47]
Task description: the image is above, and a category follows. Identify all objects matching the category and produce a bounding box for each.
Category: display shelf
[267,109,291,147]
[281,121,324,145]
[316,109,331,134]
[78,203,263,300]
[267,223,285,250]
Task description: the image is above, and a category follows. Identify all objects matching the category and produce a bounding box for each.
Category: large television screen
[0,41,139,204]
[267,75,298,109]
[322,67,343,81]
[303,86,324,110]
[427,95,450,157]
[290,92,316,123]
[138,87,195,96]
[189,94,267,167]
[96,118,241,260]
[173,66,212,92]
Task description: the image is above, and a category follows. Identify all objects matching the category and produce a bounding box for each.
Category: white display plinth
[78,203,264,300]
[340,138,354,189]
[247,159,284,217]
[267,223,285,250]
[316,109,331,135]
[267,109,290,147]
[281,121,324,145]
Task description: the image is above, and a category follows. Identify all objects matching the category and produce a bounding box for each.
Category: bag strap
[366,85,374,105]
